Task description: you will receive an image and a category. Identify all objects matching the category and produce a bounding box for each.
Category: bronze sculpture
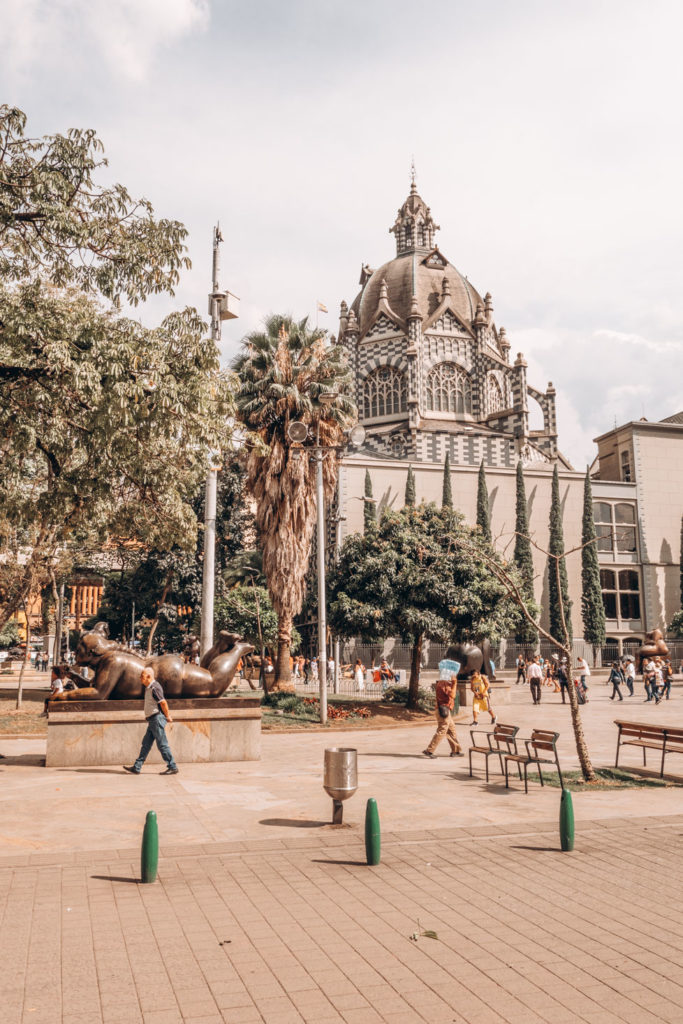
[635,628,670,672]
[445,639,496,682]
[57,623,253,701]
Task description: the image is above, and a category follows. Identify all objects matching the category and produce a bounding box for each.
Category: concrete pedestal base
[46,697,261,767]
[457,680,511,708]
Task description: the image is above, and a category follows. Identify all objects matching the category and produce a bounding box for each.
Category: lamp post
[288,413,365,725]
[200,224,239,657]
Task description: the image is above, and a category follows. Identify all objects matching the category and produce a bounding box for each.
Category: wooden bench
[614,720,683,777]
[469,723,520,783]
[504,729,563,793]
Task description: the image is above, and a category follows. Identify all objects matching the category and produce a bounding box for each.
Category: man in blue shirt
[123,667,179,775]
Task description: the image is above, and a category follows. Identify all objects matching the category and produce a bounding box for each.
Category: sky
[2,0,683,467]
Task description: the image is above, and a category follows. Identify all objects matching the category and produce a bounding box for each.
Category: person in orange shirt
[423,674,463,758]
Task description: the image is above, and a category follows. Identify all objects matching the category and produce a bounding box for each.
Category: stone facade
[337,182,565,471]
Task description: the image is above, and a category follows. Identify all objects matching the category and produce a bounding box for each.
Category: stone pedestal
[45,697,261,767]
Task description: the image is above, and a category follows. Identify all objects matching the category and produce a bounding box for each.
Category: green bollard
[365,798,381,866]
[141,810,159,883]
[559,788,574,852]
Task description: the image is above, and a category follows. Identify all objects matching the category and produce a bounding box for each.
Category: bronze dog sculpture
[445,640,496,682]
[635,628,669,672]
[59,624,253,700]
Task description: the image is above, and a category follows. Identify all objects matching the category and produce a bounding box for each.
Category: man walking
[515,655,526,685]
[527,655,543,705]
[124,667,178,775]
[558,658,570,703]
[423,674,463,758]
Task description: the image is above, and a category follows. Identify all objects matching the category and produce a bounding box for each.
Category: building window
[485,372,505,415]
[363,366,407,419]
[600,568,641,622]
[426,362,472,414]
[620,449,632,482]
[593,502,637,554]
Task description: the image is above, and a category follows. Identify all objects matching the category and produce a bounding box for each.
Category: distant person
[42,667,64,715]
[608,661,624,701]
[557,658,570,704]
[470,670,496,725]
[354,658,365,692]
[622,658,636,696]
[661,658,673,700]
[379,658,397,690]
[310,657,319,683]
[515,655,526,685]
[423,674,463,758]
[576,656,590,699]
[527,655,543,705]
[123,667,178,775]
[643,658,658,703]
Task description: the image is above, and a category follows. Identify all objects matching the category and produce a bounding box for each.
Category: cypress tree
[513,461,537,642]
[363,470,377,534]
[581,468,606,660]
[476,460,492,543]
[442,452,453,509]
[547,463,572,644]
[405,465,416,507]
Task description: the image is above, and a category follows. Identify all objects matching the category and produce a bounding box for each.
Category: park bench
[469,723,521,783]
[504,729,563,793]
[614,720,683,778]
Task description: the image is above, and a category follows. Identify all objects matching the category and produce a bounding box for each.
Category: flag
[317,301,328,313]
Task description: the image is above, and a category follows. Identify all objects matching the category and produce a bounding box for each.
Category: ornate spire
[389,179,439,256]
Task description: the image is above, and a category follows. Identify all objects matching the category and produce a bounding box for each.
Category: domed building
[338,179,570,469]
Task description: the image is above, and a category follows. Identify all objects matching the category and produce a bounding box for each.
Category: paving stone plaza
[2,681,683,1024]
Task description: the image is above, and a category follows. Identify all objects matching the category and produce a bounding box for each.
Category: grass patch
[382,686,435,714]
[540,768,683,790]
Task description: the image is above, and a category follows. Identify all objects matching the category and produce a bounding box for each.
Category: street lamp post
[200,224,239,658]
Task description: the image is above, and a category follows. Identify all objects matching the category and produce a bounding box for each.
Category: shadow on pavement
[310,859,366,866]
[58,768,130,774]
[510,845,563,853]
[90,875,139,883]
[259,818,328,828]
[0,754,45,767]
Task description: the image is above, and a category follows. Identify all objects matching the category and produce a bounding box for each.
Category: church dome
[348,182,484,337]
[351,251,483,337]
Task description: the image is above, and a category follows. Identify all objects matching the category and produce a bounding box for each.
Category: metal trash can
[323,747,358,824]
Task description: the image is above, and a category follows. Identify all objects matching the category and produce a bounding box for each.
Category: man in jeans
[527,655,543,705]
[124,667,179,775]
[423,674,463,758]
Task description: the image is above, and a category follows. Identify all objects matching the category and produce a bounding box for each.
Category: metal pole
[200,224,223,657]
[53,582,65,667]
[200,467,217,657]
[131,600,135,649]
[316,448,328,724]
[333,464,344,694]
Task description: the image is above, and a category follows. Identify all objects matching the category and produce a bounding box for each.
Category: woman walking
[354,658,365,692]
[608,661,624,701]
[470,671,496,725]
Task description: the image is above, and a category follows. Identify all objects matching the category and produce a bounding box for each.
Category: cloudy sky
[2,0,683,466]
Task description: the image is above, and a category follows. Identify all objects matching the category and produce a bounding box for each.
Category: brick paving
[3,815,683,1024]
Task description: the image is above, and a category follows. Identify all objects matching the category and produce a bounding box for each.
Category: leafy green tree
[0,108,233,630]
[233,315,355,690]
[0,621,21,649]
[405,465,416,507]
[442,452,453,510]
[547,464,572,643]
[214,585,301,654]
[513,461,538,643]
[328,503,518,708]
[476,460,492,543]
[363,470,377,533]
[669,610,683,638]
[581,468,606,662]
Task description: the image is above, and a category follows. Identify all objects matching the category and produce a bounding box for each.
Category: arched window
[426,362,472,414]
[363,366,407,419]
[486,372,505,414]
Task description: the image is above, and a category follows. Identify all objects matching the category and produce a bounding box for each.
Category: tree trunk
[146,572,173,656]
[407,635,423,709]
[561,641,596,781]
[16,598,31,710]
[273,613,295,692]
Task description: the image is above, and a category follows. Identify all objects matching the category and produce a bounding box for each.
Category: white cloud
[1,0,208,82]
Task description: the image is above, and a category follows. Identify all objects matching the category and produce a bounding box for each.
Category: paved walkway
[2,683,683,1023]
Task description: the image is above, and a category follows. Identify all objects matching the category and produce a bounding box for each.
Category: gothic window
[363,366,407,419]
[416,222,424,246]
[426,362,472,414]
[404,225,412,248]
[486,372,505,414]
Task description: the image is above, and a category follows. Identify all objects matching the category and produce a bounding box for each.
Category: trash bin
[323,747,358,824]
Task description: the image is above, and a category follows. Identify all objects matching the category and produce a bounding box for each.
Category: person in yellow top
[470,671,496,725]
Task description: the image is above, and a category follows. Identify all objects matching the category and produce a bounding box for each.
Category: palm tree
[233,315,355,691]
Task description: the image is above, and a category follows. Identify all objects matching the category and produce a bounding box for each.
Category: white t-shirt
[577,658,590,677]
[527,663,543,680]
[50,678,64,695]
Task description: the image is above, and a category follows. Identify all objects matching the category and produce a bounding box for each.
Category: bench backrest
[490,724,519,753]
[528,729,559,757]
[617,722,666,742]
